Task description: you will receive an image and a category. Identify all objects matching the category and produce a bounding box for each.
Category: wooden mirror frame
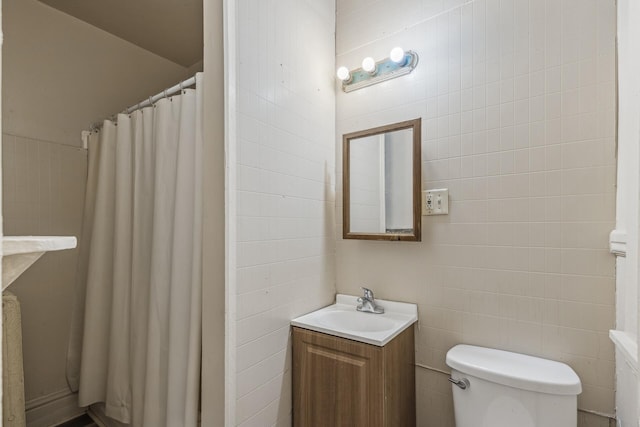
[343,118,422,241]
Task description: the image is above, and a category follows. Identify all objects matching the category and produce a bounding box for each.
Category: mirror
[343,118,422,241]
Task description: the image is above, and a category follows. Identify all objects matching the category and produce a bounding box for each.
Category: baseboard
[578,409,616,427]
[87,406,109,427]
[87,404,128,427]
[25,388,86,427]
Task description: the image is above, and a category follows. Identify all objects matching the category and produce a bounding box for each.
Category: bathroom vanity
[291,294,417,427]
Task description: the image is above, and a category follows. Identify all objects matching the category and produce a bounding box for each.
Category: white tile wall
[336,0,616,425]
[233,0,336,425]
[349,135,384,232]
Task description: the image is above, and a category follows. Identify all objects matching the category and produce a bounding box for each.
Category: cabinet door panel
[383,326,416,426]
[293,327,383,427]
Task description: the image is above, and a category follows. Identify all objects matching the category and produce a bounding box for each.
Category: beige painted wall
[2,0,198,415]
[201,0,225,425]
[335,0,616,426]
[2,0,194,147]
[2,134,86,405]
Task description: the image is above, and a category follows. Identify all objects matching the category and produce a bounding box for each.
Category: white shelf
[2,236,77,290]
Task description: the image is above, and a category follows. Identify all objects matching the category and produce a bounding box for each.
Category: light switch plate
[422,189,449,215]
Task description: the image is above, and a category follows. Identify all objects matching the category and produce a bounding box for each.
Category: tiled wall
[233,0,336,425]
[335,0,616,425]
[2,133,87,401]
[349,135,383,232]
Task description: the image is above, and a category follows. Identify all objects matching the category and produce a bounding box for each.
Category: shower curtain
[67,73,203,427]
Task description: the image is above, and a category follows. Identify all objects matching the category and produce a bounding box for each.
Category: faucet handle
[361,287,374,300]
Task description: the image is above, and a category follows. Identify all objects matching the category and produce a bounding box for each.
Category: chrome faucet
[357,287,384,314]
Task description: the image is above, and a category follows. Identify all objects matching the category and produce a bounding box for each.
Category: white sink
[3,236,77,290]
[291,294,418,346]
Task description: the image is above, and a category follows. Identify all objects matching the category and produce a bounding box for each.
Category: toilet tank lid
[446,344,582,395]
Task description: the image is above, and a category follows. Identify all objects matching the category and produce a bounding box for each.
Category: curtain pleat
[70,73,203,427]
[105,114,134,421]
[66,131,101,392]
[130,106,156,427]
[78,122,117,406]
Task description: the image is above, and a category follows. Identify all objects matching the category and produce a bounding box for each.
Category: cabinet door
[293,327,383,427]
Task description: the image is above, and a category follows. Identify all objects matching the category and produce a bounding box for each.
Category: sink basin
[291,294,417,346]
[314,310,397,333]
[3,236,77,290]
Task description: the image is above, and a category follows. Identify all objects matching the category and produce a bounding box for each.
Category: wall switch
[422,189,449,215]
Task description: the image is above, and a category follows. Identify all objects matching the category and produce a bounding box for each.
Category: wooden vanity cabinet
[292,325,415,427]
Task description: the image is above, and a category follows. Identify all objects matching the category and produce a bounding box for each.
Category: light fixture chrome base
[342,51,419,93]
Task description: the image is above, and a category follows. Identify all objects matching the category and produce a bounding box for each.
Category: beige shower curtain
[67,73,203,427]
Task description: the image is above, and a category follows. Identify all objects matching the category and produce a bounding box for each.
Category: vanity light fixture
[336,47,419,93]
[361,57,377,74]
[389,47,407,65]
[336,66,352,83]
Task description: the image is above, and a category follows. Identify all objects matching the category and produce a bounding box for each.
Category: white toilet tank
[446,345,582,427]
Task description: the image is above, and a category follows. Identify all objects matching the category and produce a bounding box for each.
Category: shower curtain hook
[164,89,169,99]
[179,81,184,93]
[149,95,154,107]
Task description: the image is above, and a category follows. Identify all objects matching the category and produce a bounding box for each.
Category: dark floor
[55,414,98,427]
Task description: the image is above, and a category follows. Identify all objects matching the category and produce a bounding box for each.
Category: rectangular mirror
[343,118,422,241]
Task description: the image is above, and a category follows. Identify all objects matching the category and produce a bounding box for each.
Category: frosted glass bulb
[390,47,406,64]
[362,57,376,74]
[336,66,351,81]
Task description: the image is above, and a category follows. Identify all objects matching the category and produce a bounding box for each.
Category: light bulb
[390,47,406,64]
[362,57,376,74]
[336,66,351,82]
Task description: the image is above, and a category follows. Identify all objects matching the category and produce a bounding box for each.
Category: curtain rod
[88,74,197,133]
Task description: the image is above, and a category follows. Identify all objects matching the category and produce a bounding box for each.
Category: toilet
[446,344,582,427]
